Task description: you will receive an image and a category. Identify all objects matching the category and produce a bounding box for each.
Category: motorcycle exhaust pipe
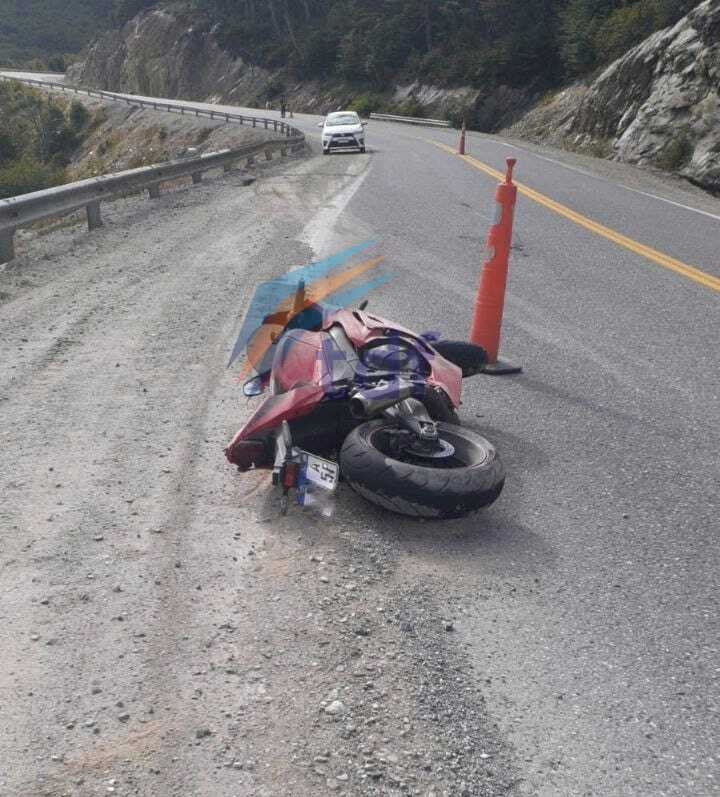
[350,380,423,419]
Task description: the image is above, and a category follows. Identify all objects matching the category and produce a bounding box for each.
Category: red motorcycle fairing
[326,309,462,407]
[225,308,462,468]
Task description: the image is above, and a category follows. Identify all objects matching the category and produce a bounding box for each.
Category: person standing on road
[280,97,287,119]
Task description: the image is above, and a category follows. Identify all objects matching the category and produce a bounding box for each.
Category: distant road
[2,72,719,796]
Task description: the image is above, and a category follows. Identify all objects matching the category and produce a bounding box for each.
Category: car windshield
[325,113,359,127]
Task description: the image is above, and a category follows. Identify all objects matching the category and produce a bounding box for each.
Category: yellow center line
[431,140,720,294]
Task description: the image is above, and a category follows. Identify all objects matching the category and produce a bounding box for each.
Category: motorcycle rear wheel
[340,420,504,519]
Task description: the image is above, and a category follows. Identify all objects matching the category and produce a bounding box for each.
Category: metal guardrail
[0,75,306,263]
[369,112,450,128]
[0,74,302,137]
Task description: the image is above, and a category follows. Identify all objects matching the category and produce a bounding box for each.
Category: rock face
[68,8,273,104]
[507,0,720,191]
[67,6,510,122]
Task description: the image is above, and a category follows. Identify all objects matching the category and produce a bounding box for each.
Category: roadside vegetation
[2,1,702,94]
[196,0,701,116]
[0,0,151,69]
[0,83,93,199]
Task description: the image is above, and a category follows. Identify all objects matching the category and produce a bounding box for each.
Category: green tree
[69,101,91,131]
[0,131,17,165]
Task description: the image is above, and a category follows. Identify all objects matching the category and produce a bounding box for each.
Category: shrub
[656,131,693,171]
[347,92,385,117]
[47,55,66,73]
[0,157,65,199]
[0,130,17,165]
[69,101,91,131]
[397,97,425,118]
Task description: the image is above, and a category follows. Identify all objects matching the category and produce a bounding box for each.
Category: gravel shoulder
[0,145,516,795]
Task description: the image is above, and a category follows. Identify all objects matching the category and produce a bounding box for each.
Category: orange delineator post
[470,157,522,375]
[458,121,466,156]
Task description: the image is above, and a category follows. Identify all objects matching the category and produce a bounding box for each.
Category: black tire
[340,420,504,519]
[432,340,487,377]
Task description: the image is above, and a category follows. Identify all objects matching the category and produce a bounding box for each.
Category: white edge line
[492,140,720,223]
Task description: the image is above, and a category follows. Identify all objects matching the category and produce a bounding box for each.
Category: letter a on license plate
[297,451,339,516]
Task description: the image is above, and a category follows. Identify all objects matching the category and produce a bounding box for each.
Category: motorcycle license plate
[297,452,339,516]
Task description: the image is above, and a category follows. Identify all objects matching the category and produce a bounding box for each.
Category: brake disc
[406,438,455,459]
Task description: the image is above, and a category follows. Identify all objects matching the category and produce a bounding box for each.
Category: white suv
[320,111,367,154]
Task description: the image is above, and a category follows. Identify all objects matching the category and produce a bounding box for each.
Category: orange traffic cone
[458,121,466,156]
[470,158,522,375]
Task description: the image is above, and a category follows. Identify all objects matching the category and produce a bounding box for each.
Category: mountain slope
[507,0,720,191]
[0,0,114,64]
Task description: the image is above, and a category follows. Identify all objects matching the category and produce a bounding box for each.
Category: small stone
[195,728,212,739]
[118,713,130,722]
[93,535,104,542]
[319,576,330,584]
[30,634,40,642]
[444,621,455,632]
[324,700,346,716]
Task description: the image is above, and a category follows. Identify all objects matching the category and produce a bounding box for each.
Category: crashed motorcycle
[225,287,505,519]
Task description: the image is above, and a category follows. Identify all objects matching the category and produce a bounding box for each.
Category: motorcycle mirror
[243,375,266,397]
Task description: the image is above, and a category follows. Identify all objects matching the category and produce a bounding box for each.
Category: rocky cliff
[67,6,482,120]
[507,0,720,191]
[68,7,273,104]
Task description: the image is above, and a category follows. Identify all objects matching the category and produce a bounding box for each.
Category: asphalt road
[3,73,720,795]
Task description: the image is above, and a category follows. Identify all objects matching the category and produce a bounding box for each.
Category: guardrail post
[226,114,230,122]
[265,150,272,161]
[281,146,287,157]
[252,119,256,128]
[274,121,278,132]
[86,201,103,231]
[264,120,268,130]
[0,229,15,263]
[192,172,202,184]
[148,184,161,199]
